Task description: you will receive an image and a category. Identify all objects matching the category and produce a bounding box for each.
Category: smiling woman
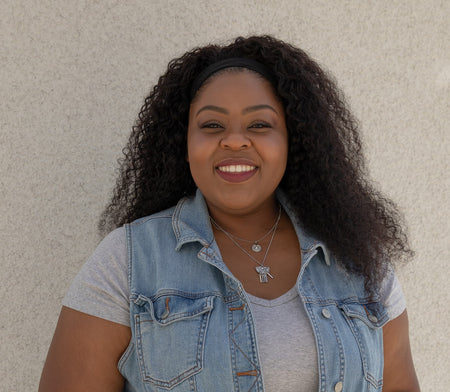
[187,70,288,216]
[39,36,420,392]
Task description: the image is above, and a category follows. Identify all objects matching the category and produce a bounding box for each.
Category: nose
[219,127,251,150]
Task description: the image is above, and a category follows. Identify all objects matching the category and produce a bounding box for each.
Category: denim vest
[119,190,389,392]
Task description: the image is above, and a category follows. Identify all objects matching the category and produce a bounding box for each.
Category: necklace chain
[210,206,281,283]
[210,205,281,254]
[218,207,281,245]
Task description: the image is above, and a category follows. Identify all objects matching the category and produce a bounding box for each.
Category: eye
[249,121,271,131]
[201,122,224,130]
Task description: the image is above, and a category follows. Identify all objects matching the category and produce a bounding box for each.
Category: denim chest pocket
[339,302,388,390]
[132,292,215,390]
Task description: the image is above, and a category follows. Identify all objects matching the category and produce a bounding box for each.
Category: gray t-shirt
[63,227,406,391]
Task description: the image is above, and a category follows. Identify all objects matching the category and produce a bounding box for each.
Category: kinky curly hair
[99,35,412,294]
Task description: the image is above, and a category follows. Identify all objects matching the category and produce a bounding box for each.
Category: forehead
[191,70,281,107]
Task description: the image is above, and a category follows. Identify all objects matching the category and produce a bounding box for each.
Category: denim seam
[229,316,259,391]
[328,307,345,384]
[341,310,383,389]
[149,290,221,301]
[228,299,240,392]
[189,375,197,392]
[307,304,326,392]
[130,214,173,227]
[117,341,135,372]
[172,196,185,239]
[227,291,262,392]
[245,304,262,391]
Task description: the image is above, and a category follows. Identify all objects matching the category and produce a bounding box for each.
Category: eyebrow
[195,104,278,117]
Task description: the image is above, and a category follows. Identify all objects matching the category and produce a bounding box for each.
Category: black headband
[190,57,276,99]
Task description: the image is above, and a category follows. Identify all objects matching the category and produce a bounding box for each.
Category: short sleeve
[62,227,130,326]
[379,267,407,321]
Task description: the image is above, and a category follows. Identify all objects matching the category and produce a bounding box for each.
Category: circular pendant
[252,243,262,253]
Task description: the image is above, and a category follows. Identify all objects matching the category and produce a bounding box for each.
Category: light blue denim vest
[119,190,388,391]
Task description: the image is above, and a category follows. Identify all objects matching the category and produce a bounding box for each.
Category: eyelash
[202,122,223,129]
[249,122,271,129]
[200,121,271,130]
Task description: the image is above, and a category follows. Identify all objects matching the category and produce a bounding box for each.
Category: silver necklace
[211,205,281,253]
[210,207,281,283]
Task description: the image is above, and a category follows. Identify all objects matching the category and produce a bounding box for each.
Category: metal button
[334,381,343,392]
[321,308,331,319]
[368,315,378,323]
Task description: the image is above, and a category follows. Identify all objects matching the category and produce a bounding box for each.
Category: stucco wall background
[1,1,448,390]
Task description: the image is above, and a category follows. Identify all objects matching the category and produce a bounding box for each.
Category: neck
[207,197,280,240]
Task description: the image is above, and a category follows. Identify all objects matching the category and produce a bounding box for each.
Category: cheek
[186,140,205,166]
[266,135,288,164]
[267,138,288,179]
[186,129,198,163]
[187,129,217,162]
[186,135,209,179]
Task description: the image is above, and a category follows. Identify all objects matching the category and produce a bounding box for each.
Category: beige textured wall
[1,1,448,390]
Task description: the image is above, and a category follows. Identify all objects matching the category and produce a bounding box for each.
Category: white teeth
[218,165,256,173]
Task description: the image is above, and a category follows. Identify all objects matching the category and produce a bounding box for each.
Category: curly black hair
[99,35,412,294]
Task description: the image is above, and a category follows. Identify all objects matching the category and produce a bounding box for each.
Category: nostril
[220,137,251,150]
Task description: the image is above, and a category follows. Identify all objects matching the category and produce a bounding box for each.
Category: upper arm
[39,306,131,392]
[382,310,420,392]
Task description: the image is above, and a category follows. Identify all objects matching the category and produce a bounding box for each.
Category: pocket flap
[133,292,215,325]
[339,302,388,329]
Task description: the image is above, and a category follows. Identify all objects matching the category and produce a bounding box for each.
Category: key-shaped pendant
[255,266,272,283]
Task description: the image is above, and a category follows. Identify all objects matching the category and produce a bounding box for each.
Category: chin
[208,191,275,214]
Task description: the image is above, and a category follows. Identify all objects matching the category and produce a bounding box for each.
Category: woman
[40,35,420,391]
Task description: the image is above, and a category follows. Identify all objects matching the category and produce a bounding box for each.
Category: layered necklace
[210,205,282,283]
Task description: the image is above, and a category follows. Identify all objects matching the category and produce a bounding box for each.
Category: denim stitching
[341,306,383,389]
[228,296,240,392]
[306,304,326,392]
[327,307,345,384]
[137,312,209,388]
[189,375,197,392]
[117,342,134,372]
[229,301,261,391]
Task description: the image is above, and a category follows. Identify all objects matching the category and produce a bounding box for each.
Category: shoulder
[128,205,176,227]
[379,267,406,321]
[62,226,130,326]
[97,226,127,251]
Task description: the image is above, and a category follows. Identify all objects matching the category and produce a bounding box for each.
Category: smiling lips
[216,162,258,183]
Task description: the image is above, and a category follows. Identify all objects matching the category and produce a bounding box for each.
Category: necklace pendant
[255,266,270,283]
[252,243,262,253]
